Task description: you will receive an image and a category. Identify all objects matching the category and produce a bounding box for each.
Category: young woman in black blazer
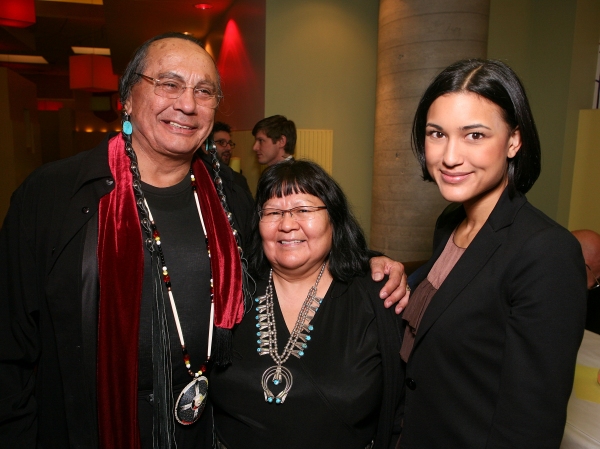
[399,59,587,448]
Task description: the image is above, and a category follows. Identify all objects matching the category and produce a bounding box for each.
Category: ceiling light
[195,3,213,10]
[72,47,111,56]
[0,54,48,64]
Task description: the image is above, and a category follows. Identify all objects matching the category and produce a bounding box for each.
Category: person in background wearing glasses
[212,121,235,166]
[572,229,600,334]
[206,121,253,197]
[211,159,404,449]
[0,33,411,449]
[252,115,296,166]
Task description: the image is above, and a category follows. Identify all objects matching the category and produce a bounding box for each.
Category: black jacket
[0,134,254,448]
[400,190,587,448]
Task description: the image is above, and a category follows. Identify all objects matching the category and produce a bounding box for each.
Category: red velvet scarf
[96,134,244,449]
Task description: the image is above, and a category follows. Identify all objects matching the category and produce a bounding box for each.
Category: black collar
[71,132,116,196]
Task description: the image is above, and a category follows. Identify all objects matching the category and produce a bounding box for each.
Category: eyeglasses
[586,264,600,290]
[214,139,236,149]
[136,73,221,109]
[259,206,327,223]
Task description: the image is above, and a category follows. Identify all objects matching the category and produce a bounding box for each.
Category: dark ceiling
[0,0,235,98]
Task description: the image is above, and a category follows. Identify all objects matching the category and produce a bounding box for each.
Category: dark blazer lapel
[414,190,527,347]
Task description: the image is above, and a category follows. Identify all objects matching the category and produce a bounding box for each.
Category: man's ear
[277,135,287,150]
[123,96,133,116]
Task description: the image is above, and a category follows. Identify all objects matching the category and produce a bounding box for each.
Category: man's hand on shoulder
[369,256,410,314]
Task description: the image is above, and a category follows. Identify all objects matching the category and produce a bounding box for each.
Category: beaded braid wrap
[205,139,254,314]
[122,116,176,447]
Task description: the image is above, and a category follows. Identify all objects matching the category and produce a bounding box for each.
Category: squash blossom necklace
[255,262,326,404]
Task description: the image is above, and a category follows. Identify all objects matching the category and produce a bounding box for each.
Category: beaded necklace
[141,172,213,425]
[255,262,326,404]
[124,141,214,427]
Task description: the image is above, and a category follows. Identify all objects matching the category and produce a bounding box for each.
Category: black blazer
[400,190,587,449]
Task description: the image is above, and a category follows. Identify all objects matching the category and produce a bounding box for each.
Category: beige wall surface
[265,0,379,238]
[568,109,600,231]
[488,0,600,225]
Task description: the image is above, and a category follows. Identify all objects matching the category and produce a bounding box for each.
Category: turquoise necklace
[255,263,326,404]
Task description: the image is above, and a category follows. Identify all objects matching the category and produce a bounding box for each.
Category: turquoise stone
[302,343,307,348]
[256,348,261,352]
[275,398,281,403]
[273,379,280,385]
[306,336,311,340]
[255,298,259,302]
[256,332,261,336]
[257,340,261,344]
[308,325,313,331]
[268,397,273,403]
[256,323,260,328]
[298,351,304,356]
[122,120,132,135]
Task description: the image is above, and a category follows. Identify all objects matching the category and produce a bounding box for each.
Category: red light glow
[0,0,35,28]
[217,19,257,90]
[195,3,213,9]
[37,100,63,111]
[216,19,262,128]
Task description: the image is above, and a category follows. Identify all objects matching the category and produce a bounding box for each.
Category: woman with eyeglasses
[398,59,587,448]
[210,159,404,449]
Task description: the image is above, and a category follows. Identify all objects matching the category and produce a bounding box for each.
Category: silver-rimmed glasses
[259,206,327,223]
[136,73,221,109]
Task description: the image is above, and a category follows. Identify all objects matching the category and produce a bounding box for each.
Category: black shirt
[211,275,384,449]
[137,175,213,448]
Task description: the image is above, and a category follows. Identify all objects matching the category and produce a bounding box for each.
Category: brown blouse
[400,231,465,362]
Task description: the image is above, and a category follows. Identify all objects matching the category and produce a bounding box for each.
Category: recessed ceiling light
[0,54,48,64]
[72,47,111,56]
[195,3,213,9]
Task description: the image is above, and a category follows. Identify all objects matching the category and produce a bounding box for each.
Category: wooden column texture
[370,0,490,262]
